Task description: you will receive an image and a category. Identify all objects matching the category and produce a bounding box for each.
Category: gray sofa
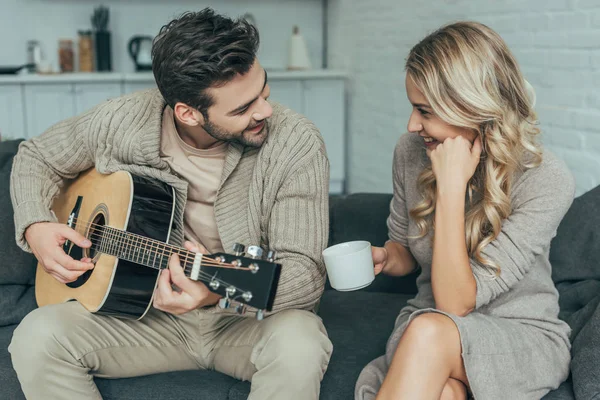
[0,138,598,399]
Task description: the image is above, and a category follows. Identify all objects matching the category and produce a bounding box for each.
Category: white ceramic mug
[322,240,375,291]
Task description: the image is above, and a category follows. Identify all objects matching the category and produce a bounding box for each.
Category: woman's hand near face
[429,135,482,193]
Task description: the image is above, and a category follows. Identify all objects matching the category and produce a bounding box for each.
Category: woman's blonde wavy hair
[406,21,542,273]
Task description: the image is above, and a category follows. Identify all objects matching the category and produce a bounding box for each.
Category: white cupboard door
[124,82,156,94]
[267,80,303,114]
[0,84,27,140]
[74,83,122,114]
[303,79,346,194]
[24,84,75,138]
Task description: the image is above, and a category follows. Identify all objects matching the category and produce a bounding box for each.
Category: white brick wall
[329,0,600,196]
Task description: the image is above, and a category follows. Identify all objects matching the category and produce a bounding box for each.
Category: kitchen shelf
[0,69,347,84]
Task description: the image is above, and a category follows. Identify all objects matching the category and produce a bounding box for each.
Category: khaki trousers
[9,302,332,400]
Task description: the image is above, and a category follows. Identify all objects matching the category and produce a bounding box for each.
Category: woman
[355,22,574,400]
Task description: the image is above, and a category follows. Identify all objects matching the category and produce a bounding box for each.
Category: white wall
[0,0,323,72]
[329,0,600,196]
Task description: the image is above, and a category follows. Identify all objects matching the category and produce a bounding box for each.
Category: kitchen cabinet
[24,82,121,137]
[267,80,303,115]
[24,84,75,138]
[0,71,347,193]
[303,79,345,194]
[74,83,122,114]
[0,84,26,140]
[124,81,156,94]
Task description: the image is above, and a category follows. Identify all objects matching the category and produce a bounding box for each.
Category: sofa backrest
[328,185,600,296]
[328,193,418,295]
[0,139,38,326]
[550,184,600,284]
[0,139,37,285]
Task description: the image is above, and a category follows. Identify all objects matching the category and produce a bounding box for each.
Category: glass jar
[78,31,94,72]
[59,39,74,73]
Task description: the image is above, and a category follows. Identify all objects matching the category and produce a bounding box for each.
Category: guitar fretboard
[93,225,197,273]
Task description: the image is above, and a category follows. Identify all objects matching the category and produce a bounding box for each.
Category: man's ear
[173,102,204,127]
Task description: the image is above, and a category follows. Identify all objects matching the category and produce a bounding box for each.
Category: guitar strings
[69,217,250,270]
[73,230,254,301]
[82,230,241,270]
[80,225,237,268]
[65,218,258,299]
[77,227,250,272]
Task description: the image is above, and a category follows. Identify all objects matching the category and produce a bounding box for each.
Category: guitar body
[35,169,175,320]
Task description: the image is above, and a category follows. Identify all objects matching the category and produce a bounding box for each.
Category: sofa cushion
[0,140,38,326]
[96,369,238,400]
[319,290,412,400]
[0,325,25,400]
[328,193,417,295]
[226,381,251,400]
[227,290,413,400]
[543,380,575,400]
[0,286,36,328]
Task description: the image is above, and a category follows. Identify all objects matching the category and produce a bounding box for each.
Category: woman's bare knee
[401,313,460,353]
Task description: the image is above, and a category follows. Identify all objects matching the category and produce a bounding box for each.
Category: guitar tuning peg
[266,250,276,262]
[235,304,247,315]
[219,298,231,309]
[218,286,237,309]
[247,245,263,260]
[232,243,246,256]
[256,309,264,321]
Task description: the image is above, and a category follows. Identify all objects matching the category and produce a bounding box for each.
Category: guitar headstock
[186,243,281,318]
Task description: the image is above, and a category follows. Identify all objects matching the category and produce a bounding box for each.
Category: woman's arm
[429,136,481,316]
[470,155,575,309]
[377,240,416,277]
[381,134,417,277]
[431,185,477,316]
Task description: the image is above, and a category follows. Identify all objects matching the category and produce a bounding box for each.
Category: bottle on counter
[287,26,312,70]
[26,40,42,73]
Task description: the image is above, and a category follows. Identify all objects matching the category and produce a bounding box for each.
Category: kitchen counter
[0,69,347,84]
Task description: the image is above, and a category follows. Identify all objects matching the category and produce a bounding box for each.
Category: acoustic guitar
[35,168,281,320]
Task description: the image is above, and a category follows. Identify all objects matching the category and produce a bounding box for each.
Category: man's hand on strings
[25,222,95,284]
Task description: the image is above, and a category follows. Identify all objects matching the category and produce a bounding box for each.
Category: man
[9,8,332,400]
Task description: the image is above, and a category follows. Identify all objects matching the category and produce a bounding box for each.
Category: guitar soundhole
[66,269,94,289]
[87,212,106,260]
[66,212,105,289]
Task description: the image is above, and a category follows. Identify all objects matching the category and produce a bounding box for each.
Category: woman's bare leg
[376,313,469,400]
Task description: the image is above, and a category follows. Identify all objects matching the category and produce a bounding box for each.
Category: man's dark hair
[152,8,260,119]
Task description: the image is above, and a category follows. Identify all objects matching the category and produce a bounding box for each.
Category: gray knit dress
[355,133,574,400]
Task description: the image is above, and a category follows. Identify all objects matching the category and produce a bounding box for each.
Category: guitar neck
[94,225,267,310]
[94,225,197,274]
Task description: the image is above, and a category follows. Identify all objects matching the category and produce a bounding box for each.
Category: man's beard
[203,119,268,148]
